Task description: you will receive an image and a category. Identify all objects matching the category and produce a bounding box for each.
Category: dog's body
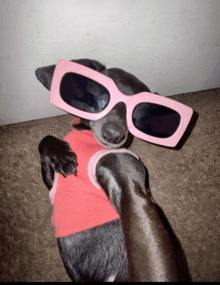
[36,59,182,281]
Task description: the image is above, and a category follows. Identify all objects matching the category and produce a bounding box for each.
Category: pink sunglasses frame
[50,59,193,147]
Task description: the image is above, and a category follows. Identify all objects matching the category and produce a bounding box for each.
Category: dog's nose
[102,122,125,144]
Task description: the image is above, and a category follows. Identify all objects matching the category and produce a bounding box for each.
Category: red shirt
[49,129,119,238]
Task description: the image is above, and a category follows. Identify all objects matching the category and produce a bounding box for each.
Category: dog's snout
[102,122,125,144]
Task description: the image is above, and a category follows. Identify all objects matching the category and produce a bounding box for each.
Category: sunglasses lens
[60,73,110,113]
[132,103,181,138]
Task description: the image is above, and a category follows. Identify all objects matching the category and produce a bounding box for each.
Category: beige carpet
[0,88,219,281]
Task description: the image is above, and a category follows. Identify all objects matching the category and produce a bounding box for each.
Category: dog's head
[35,59,151,148]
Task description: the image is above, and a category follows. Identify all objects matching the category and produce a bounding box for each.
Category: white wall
[1,0,220,125]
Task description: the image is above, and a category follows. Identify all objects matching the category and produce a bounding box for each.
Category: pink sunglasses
[50,59,193,147]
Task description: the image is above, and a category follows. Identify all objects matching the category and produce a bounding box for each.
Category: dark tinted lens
[132,103,181,138]
[60,73,110,113]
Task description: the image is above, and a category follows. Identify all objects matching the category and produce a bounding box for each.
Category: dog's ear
[35,59,106,91]
[35,64,56,90]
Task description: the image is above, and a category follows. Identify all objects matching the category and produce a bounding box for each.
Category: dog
[36,59,180,282]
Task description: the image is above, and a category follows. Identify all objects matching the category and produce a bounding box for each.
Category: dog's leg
[39,135,77,190]
[96,153,178,282]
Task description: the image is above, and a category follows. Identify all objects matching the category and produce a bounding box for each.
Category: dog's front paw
[49,143,78,177]
[39,135,78,177]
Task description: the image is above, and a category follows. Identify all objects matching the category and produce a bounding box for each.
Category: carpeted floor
[0,88,220,282]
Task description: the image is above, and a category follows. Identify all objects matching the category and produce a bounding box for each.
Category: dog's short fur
[36,59,185,281]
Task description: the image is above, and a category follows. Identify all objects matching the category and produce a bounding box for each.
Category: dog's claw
[53,150,78,177]
[40,136,78,178]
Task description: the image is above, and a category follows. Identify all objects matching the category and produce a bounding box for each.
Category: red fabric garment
[49,129,119,238]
